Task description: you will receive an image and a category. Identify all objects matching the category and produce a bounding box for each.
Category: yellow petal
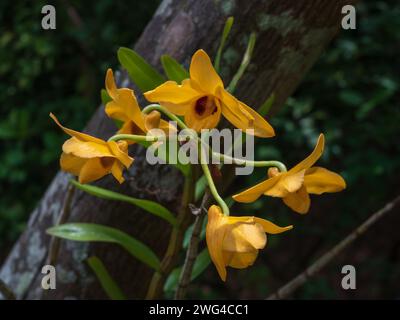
[206,205,228,281]
[50,113,106,145]
[223,222,266,252]
[304,166,346,194]
[159,102,187,116]
[218,88,254,132]
[159,119,177,135]
[143,111,177,136]
[184,103,222,132]
[105,101,131,123]
[144,110,161,131]
[105,69,118,101]
[253,218,293,234]
[78,157,112,184]
[63,137,114,158]
[264,170,305,197]
[108,140,134,168]
[106,88,146,132]
[110,161,125,184]
[60,152,86,176]
[282,186,311,214]
[232,174,281,203]
[117,120,143,136]
[290,134,325,173]
[238,101,275,137]
[189,49,224,94]
[220,215,253,225]
[144,80,202,109]
[223,250,259,269]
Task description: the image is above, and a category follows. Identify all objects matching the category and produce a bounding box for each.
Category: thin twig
[267,195,400,300]
[175,190,211,299]
[0,278,16,300]
[46,184,75,265]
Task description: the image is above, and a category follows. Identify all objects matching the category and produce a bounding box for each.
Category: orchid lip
[194,96,218,118]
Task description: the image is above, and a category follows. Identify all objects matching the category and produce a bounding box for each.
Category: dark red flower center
[195,96,208,116]
[194,96,218,118]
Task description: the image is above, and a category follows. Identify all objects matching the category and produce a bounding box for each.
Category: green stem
[214,17,234,73]
[212,152,287,172]
[198,144,230,215]
[227,32,256,93]
[108,134,158,143]
[142,104,188,130]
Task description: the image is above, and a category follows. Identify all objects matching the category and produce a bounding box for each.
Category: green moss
[256,11,304,35]
[220,0,235,15]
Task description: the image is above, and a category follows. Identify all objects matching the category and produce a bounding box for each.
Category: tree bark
[0,0,357,299]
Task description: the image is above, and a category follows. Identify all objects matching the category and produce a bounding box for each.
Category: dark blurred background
[0,0,399,299]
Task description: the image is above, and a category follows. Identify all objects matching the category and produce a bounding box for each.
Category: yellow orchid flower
[144,50,275,137]
[233,134,346,214]
[206,205,292,281]
[105,69,176,138]
[50,113,133,184]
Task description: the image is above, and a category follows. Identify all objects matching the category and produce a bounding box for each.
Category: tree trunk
[0,0,357,299]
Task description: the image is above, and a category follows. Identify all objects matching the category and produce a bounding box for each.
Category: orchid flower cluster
[48,21,346,296]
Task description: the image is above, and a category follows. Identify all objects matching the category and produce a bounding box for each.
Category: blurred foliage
[0,0,160,255]
[227,0,400,299]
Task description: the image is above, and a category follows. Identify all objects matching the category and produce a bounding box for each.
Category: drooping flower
[50,113,133,184]
[206,205,292,281]
[105,69,175,138]
[144,50,275,137]
[233,134,346,214]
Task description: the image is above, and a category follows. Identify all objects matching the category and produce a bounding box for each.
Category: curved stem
[199,144,230,215]
[212,151,287,172]
[142,104,188,130]
[108,134,158,143]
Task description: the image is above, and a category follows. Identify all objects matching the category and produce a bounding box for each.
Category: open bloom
[233,134,346,214]
[50,113,133,184]
[206,205,292,281]
[144,50,275,137]
[105,69,175,138]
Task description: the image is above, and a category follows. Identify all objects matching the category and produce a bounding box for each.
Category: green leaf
[214,16,234,72]
[161,55,189,83]
[164,249,211,292]
[87,256,127,300]
[164,268,180,293]
[47,223,160,271]
[227,32,256,93]
[70,180,177,226]
[191,249,211,279]
[117,47,165,92]
[195,175,207,202]
[183,218,207,249]
[100,89,112,105]
[258,93,275,116]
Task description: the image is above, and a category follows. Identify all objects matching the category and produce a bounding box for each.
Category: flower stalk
[142,104,188,130]
[211,151,287,172]
[108,134,158,143]
[199,144,230,215]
